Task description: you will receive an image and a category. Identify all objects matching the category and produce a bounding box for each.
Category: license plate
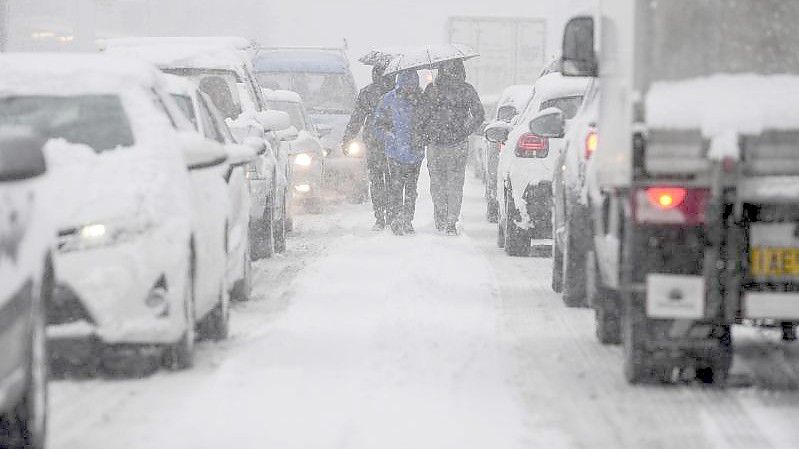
[750,223,799,279]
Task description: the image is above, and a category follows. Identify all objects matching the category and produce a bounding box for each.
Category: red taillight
[634,187,708,225]
[499,142,505,152]
[585,130,598,159]
[515,133,549,158]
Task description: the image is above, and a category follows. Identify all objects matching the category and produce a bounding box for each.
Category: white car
[0,131,52,449]
[165,75,258,302]
[0,54,231,371]
[263,89,327,214]
[104,38,292,260]
[486,72,590,257]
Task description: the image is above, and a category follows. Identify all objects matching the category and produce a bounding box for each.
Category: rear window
[0,95,134,152]
[540,96,584,120]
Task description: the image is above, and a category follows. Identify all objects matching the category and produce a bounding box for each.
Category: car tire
[561,212,588,308]
[695,326,733,386]
[587,251,621,344]
[230,246,252,302]
[504,192,530,257]
[274,193,287,254]
[251,196,275,261]
[2,263,52,449]
[623,293,667,384]
[551,235,564,293]
[163,254,195,371]
[198,287,230,342]
[497,200,506,249]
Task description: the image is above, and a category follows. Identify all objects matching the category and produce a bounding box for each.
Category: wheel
[504,192,530,257]
[274,193,287,254]
[587,251,621,344]
[230,246,252,302]
[1,265,51,449]
[695,325,733,386]
[561,212,588,308]
[497,210,506,249]
[486,186,499,223]
[622,294,666,384]
[551,235,564,293]
[198,287,230,342]
[163,255,195,371]
[251,196,275,261]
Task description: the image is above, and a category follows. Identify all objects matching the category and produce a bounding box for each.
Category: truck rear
[562,0,799,384]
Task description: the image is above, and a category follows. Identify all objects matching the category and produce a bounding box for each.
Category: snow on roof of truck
[263,89,303,104]
[0,53,163,95]
[533,73,590,102]
[104,43,249,76]
[253,50,350,74]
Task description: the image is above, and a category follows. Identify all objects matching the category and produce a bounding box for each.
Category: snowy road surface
[50,170,799,449]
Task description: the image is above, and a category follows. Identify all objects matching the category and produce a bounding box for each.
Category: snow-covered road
[49,170,799,449]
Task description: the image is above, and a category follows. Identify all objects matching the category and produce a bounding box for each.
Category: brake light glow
[515,133,549,158]
[634,187,708,225]
[647,187,687,210]
[585,130,598,159]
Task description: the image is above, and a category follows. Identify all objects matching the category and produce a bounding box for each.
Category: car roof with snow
[0,53,164,95]
[262,89,303,104]
[104,42,251,78]
[253,49,350,74]
[498,85,535,109]
[532,73,590,103]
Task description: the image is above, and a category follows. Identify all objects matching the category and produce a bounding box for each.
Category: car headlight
[344,141,363,157]
[59,220,153,253]
[294,153,313,167]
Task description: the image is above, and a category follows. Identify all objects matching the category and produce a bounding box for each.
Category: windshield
[540,96,583,119]
[268,100,307,131]
[256,72,356,113]
[171,94,198,130]
[163,68,243,119]
[0,95,134,151]
[646,0,799,81]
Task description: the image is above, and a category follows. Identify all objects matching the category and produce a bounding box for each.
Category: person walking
[342,62,396,231]
[373,70,427,236]
[424,59,485,235]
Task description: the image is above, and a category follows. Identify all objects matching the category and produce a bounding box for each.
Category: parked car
[0,131,52,449]
[263,89,327,214]
[165,75,258,301]
[482,85,535,222]
[551,79,599,308]
[253,48,367,203]
[104,38,292,260]
[485,72,590,257]
[0,54,231,371]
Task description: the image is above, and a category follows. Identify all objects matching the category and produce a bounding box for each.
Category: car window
[256,72,356,113]
[197,95,225,144]
[540,96,584,120]
[164,68,244,120]
[171,94,198,130]
[0,94,134,152]
[267,100,307,131]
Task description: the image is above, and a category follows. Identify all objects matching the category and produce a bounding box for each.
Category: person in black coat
[343,63,396,231]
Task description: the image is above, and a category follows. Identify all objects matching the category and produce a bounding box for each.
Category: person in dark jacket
[424,59,485,235]
[342,62,397,231]
[373,70,428,236]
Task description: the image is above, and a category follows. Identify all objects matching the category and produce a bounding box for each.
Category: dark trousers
[387,158,422,224]
[367,147,389,223]
[427,141,469,227]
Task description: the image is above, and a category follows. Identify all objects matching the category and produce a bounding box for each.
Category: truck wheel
[251,196,275,260]
[587,251,621,344]
[504,193,530,257]
[198,287,230,342]
[561,215,588,308]
[695,325,733,386]
[623,294,665,384]
[551,236,564,293]
[164,255,196,371]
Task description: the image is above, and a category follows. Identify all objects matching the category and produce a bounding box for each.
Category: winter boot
[446,224,459,236]
[403,220,416,235]
[372,219,386,232]
[390,220,405,236]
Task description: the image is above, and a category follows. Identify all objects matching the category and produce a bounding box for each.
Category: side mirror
[562,16,598,77]
[529,109,566,139]
[316,124,333,138]
[484,121,512,144]
[243,136,267,155]
[275,125,300,142]
[0,132,47,181]
[225,144,257,167]
[178,132,228,170]
[257,110,291,132]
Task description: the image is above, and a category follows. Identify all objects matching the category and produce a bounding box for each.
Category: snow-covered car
[551,79,599,307]
[482,85,535,222]
[485,72,590,257]
[0,54,231,371]
[165,75,258,301]
[263,89,327,214]
[103,38,291,260]
[253,48,368,203]
[0,131,52,449]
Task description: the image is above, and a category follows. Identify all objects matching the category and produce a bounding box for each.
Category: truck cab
[562,0,799,384]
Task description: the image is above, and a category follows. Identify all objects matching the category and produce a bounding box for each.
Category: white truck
[448,16,547,99]
[562,0,799,385]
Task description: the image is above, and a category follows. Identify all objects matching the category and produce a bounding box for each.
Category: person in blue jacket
[373,70,428,236]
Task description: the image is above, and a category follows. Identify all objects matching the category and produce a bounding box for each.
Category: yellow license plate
[751,247,799,277]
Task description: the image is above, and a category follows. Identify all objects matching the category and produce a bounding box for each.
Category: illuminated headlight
[294,184,312,193]
[345,141,363,157]
[294,153,313,167]
[59,220,153,253]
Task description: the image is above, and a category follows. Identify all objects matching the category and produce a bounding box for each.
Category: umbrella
[358,47,407,66]
[383,43,479,74]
